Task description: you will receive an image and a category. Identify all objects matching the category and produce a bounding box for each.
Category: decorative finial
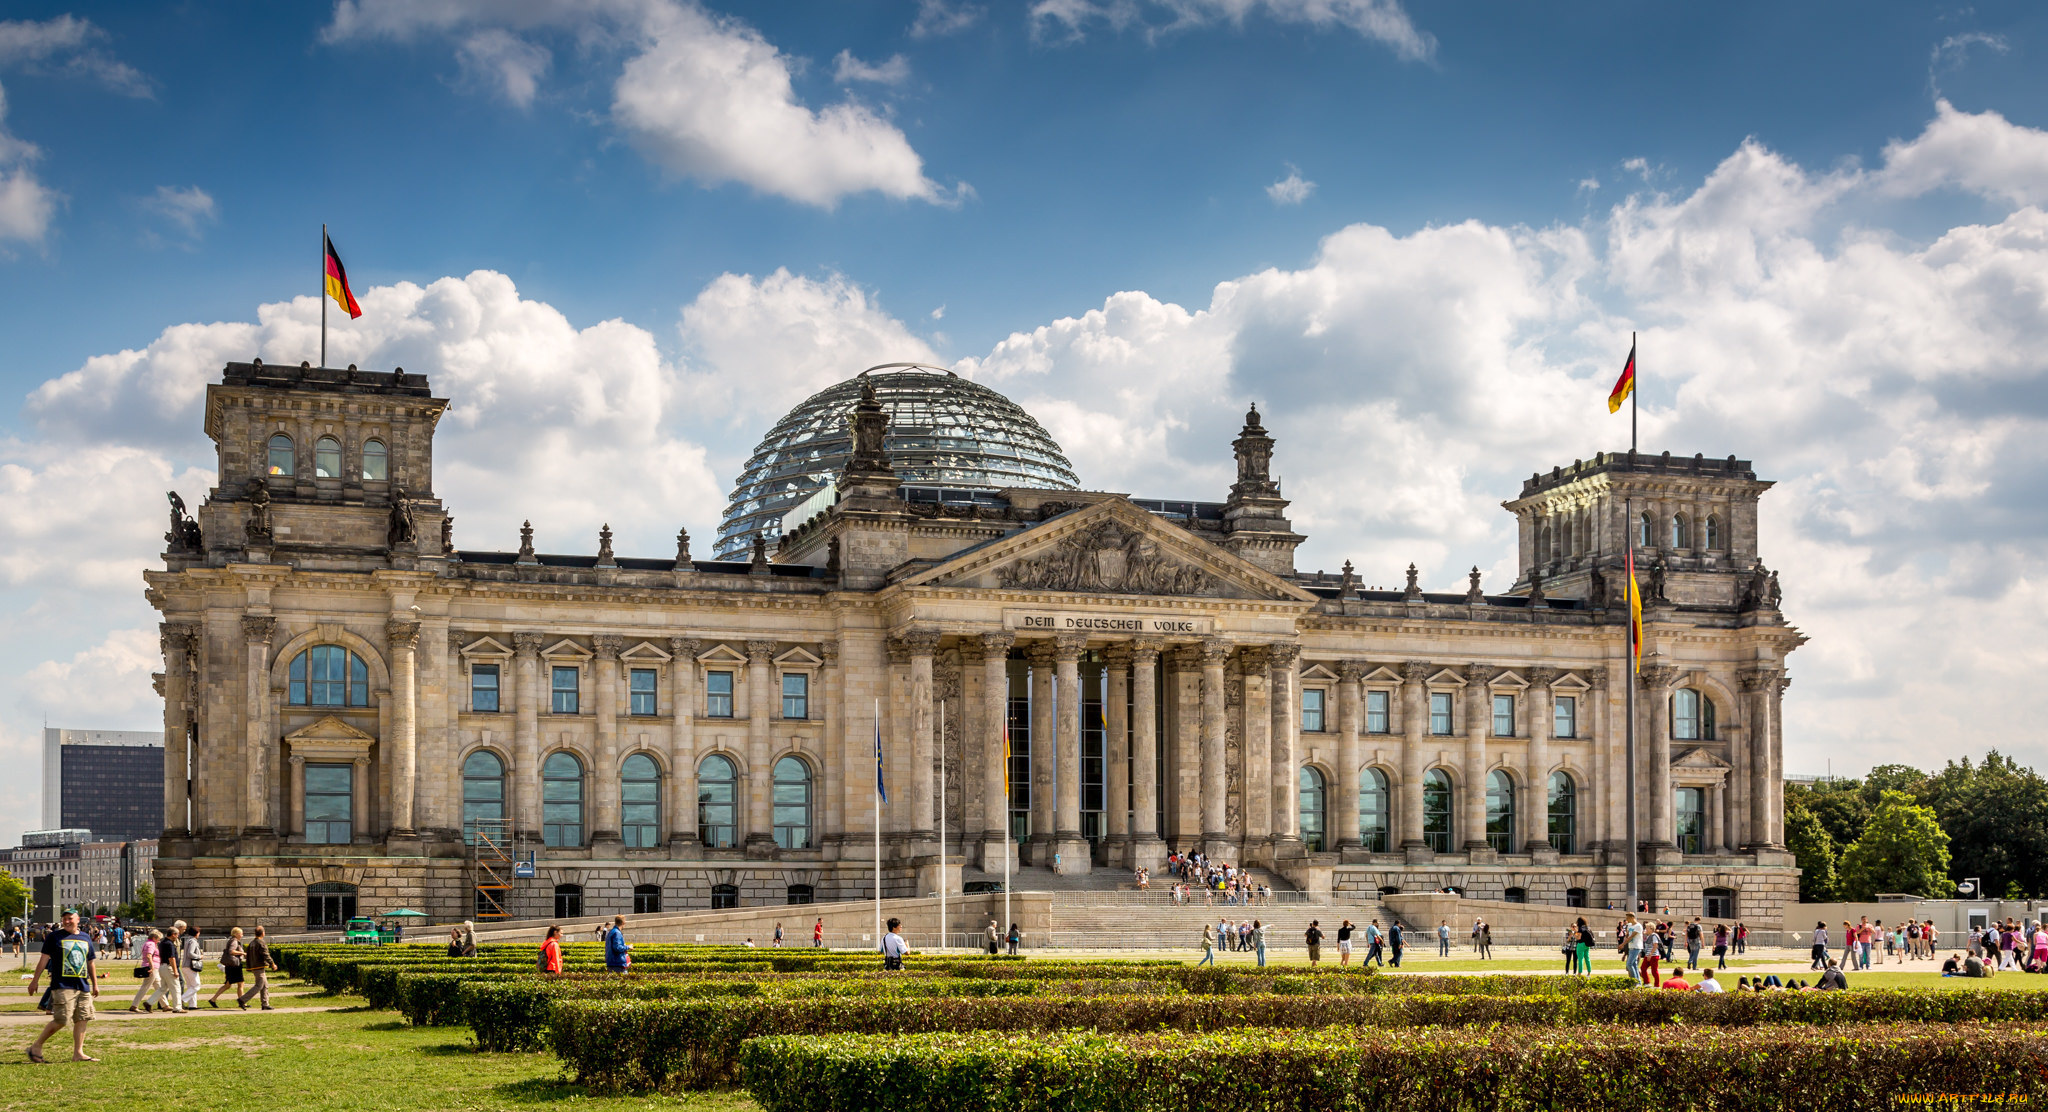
[440,515,454,555]
[1467,565,1484,603]
[597,523,615,563]
[1403,562,1421,599]
[749,531,771,574]
[675,526,692,569]
[517,520,535,559]
[1338,559,1359,600]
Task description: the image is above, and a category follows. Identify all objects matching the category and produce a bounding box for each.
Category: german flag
[324,233,362,319]
[1607,337,1635,413]
[1626,545,1644,673]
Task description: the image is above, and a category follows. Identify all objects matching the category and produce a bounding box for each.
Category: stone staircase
[953,865,1387,951]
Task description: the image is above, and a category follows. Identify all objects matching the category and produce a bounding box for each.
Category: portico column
[1461,665,1492,853]
[1590,669,1614,854]
[288,754,306,836]
[1706,782,1724,854]
[667,638,701,849]
[160,623,197,836]
[1399,661,1430,858]
[1026,642,1056,859]
[591,634,624,844]
[1051,633,1089,873]
[1269,645,1302,851]
[1334,661,1365,852]
[1104,646,1132,864]
[817,641,842,850]
[1129,638,1165,863]
[1240,646,1272,858]
[1741,667,1778,849]
[511,633,543,839]
[1770,674,1790,845]
[905,628,942,844]
[1199,639,1230,855]
[1525,667,1556,855]
[385,618,419,838]
[351,756,371,841]
[744,640,777,853]
[978,633,1015,866]
[243,615,276,834]
[1641,663,1679,851]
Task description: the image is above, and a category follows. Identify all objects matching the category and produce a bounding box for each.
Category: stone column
[818,641,842,853]
[1199,639,1230,856]
[243,615,276,834]
[668,638,701,850]
[386,618,420,838]
[1051,632,1089,873]
[1269,644,1303,852]
[1524,667,1556,855]
[352,756,371,840]
[1240,646,1272,859]
[1400,660,1430,859]
[1461,665,1492,853]
[511,633,543,839]
[744,639,777,853]
[1129,638,1165,864]
[1590,668,1615,855]
[1769,676,1789,845]
[1027,641,1056,859]
[160,623,197,836]
[1168,646,1203,848]
[904,627,941,844]
[1640,663,1679,852]
[288,753,306,836]
[1743,667,1787,848]
[1334,661,1365,852]
[1104,645,1132,865]
[589,635,624,845]
[1706,782,1724,853]
[978,633,1014,867]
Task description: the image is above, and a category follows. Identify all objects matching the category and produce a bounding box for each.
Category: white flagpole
[320,223,328,370]
[874,698,883,951]
[939,701,948,952]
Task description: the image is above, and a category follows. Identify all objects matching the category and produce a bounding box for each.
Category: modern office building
[42,728,165,843]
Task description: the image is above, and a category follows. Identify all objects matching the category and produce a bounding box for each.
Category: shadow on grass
[361,1020,409,1031]
[418,1042,477,1056]
[492,1076,593,1104]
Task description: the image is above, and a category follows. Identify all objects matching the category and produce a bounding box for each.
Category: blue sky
[0,0,2046,844]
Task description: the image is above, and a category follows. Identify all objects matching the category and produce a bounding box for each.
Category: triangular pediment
[775,646,823,667]
[285,715,376,744]
[1488,669,1530,690]
[1552,672,1591,690]
[621,641,672,662]
[1301,663,1340,682]
[1426,668,1467,687]
[460,636,512,658]
[900,498,1317,602]
[541,638,591,660]
[697,643,747,664]
[1672,746,1731,770]
[1362,666,1404,685]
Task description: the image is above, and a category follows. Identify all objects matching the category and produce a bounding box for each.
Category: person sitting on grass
[1816,959,1848,991]
[1695,968,1724,993]
[1734,976,1750,992]
[1962,952,1986,978]
[1659,970,1692,991]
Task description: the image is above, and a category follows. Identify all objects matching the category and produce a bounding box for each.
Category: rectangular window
[1553,696,1577,739]
[1429,692,1454,735]
[781,673,808,720]
[304,763,353,845]
[629,668,658,716]
[706,671,734,718]
[1365,690,1390,734]
[470,664,500,713]
[1300,688,1326,732]
[1492,693,1515,737]
[551,666,580,714]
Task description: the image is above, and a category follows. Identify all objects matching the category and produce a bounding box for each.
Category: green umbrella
[376,909,429,919]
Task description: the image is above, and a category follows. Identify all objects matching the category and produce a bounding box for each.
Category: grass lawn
[1823,970,2048,991]
[0,980,759,1112]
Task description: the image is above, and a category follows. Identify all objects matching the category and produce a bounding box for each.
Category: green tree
[1786,778,1870,851]
[1921,752,2048,900]
[0,868,25,921]
[1784,798,1839,902]
[1839,790,1953,900]
[118,882,155,923]
[1860,764,1928,808]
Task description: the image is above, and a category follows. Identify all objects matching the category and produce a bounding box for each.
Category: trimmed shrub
[739,1024,2048,1112]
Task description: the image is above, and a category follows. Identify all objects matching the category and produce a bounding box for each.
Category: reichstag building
[148,360,1802,927]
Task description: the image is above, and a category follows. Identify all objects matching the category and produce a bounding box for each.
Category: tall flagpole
[1624,330,1639,916]
[874,698,883,951]
[1003,719,1012,950]
[320,223,328,370]
[938,700,947,952]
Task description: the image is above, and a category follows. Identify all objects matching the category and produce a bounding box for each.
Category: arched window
[711,882,739,910]
[1297,766,1327,853]
[461,750,506,843]
[1673,688,1716,740]
[306,881,356,928]
[698,754,738,848]
[772,756,812,850]
[361,438,388,481]
[633,883,663,914]
[1671,513,1689,548]
[620,753,661,848]
[289,646,371,707]
[314,436,341,479]
[787,884,815,905]
[267,433,295,477]
[1485,769,1516,853]
[1547,771,1577,854]
[1359,767,1390,852]
[1537,523,1552,565]
[553,883,582,919]
[1705,513,1722,549]
[1637,512,1653,548]
[1422,769,1453,854]
[1674,786,1704,854]
[1503,887,1527,904]
[541,752,584,847]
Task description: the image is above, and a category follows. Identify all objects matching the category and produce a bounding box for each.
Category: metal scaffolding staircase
[468,820,516,921]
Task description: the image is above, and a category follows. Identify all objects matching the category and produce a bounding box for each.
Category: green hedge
[740,1024,2048,1112]
[555,988,2048,1093]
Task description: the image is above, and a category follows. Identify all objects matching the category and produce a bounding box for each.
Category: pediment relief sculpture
[993,519,1226,597]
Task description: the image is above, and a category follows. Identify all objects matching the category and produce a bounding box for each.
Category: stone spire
[1221,402,1302,576]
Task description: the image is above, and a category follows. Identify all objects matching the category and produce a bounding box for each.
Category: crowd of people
[1608,914,1748,980]
[1808,916,1959,970]
[1164,852,1271,906]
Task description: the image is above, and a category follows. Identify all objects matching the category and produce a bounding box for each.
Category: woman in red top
[540,925,563,974]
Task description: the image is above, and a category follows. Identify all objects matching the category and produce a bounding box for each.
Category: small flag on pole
[874,715,888,803]
[1626,545,1644,673]
[1607,337,1636,413]
[324,233,363,319]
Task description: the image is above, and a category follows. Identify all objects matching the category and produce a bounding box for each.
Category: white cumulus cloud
[1030,0,1435,60]
[455,28,552,107]
[833,50,910,86]
[1266,165,1315,205]
[0,14,152,97]
[910,0,984,38]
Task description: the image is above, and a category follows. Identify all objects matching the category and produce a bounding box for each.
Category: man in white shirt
[880,917,909,971]
[1695,968,1725,993]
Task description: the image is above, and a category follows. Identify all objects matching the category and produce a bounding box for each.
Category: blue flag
[874,715,887,803]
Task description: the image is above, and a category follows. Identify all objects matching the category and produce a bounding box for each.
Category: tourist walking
[1477,921,1493,960]
[1337,920,1354,966]
[773,922,784,948]
[26,909,99,1064]
[1685,918,1702,970]
[1809,921,1829,970]
[1304,920,1323,965]
[603,916,631,973]
[1253,920,1267,966]
[1437,920,1451,957]
[1563,925,1581,974]
[1363,919,1384,967]
[537,925,563,976]
[1622,914,1642,980]
[127,929,168,1012]
[816,918,826,949]
[178,925,205,1010]
[1006,923,1021,955]
[1197,923,1215,966]
[1712,923,1729,969]
[985,919,1000,955]
[880,917,909,971]
[207,928,247,1008]
[1388,920,1404,967]
[1734,922,1748,955]
[1574,918,1593,975]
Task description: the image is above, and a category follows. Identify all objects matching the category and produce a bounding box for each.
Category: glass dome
[714,366,1080,558]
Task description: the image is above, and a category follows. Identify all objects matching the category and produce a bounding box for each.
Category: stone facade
[146,362,1802,930]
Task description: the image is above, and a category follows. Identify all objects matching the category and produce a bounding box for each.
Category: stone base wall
[1332,859,1799,930]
